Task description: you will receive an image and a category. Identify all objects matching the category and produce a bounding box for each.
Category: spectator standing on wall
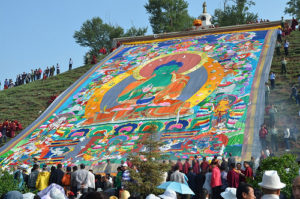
[270,126,278,152]
[281,57,287,74]
[69,58,73,70]
[291,85,298,102]
[284,127,291,151]
[275,41,281,56]
[269,104,277,128]
[270,72,276,89]
[56,63,60,75]
[284,40,289,56]
[259,124,268,150]
[265,82,270,105]
[277,28,282,43]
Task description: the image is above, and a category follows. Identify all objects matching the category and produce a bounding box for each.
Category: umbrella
[157,181,195,195]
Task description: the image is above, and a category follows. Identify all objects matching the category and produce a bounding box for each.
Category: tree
[125,124,170,197]
[74,17,147,53]
[0,170,31,197]
[123,26,148,37]
[285,0,300,20]
[248,154,299,198]
[213,0,258,26]
[74,17,123,52]
[145,0,194,34]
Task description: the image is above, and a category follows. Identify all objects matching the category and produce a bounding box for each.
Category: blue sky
[0,0,290,87]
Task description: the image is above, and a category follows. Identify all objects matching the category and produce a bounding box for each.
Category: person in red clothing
[259,124,268,150]
[6,122,11,138]
[3,119,9,127]
[9,121,16,138]
[15,120,23,131]
[117,41,121,48]
[211,161,222,199]
[126,158,133,168]
[182,158,190,174]
[201,157,209,172]
[227,163,240,188]
[236,163,246,182]
[176,159,183,172]
[241,161,253,182]
[192,156,200,174]
[110,47,117,52]
[291,17,299,31]
[91,55,97,64]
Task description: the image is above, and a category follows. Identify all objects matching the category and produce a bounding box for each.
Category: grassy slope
[0,63,93,128]
[267,30,300,155]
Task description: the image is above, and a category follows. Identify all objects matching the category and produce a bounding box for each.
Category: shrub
[248,154,299,198]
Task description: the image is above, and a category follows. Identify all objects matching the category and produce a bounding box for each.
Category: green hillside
[267,30,300,155]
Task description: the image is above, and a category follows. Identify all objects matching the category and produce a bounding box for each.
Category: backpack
[62,173,71,186]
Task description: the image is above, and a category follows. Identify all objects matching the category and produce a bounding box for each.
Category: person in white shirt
[284,40,289,56]
[170,165,185,183]
[258,170,286,199]
[75,164,89,194]
[270,72,276,89]
[87,170,95,192]
[284,128,291,151]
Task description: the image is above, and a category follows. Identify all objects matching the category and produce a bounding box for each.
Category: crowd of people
[0,119,22,144]
[1,58,73,90]
[2,154,300,199]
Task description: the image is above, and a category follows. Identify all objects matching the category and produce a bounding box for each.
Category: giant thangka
[0,28,278,167]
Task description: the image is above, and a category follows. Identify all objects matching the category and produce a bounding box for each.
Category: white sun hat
[159,190,177,199]
[221,187,237,199]
[146,194,160,199]
[258,170,286,190]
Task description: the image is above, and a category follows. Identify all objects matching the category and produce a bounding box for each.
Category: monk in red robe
[227,163,240,188]
[182,158,191,174]
[9,121,16,138]
[241,161,253,181]
[200,157,209,172]
[176,159,183,172]
[192,156,200,174]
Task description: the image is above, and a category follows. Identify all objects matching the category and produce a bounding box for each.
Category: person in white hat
[258,170,286,199]
[159,190,177,199]
[221,187,237,199]
[146,193,161,199]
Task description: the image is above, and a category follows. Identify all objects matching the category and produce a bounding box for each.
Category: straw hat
[221,188,237,199]
[120,190,130,199]
[258,170,286,190]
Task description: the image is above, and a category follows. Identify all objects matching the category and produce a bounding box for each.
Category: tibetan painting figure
[0,29,275,167]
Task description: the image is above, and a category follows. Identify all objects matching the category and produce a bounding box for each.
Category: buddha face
[152,61,182,76]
